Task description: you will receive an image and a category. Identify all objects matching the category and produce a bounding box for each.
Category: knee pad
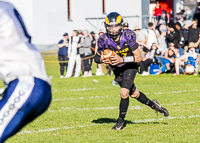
[120,88,129,99]
[130,88,140,98]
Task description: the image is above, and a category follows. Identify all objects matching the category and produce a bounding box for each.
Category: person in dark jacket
[166,22,180,49]
[175,22,187,56]
[57,33,69,78]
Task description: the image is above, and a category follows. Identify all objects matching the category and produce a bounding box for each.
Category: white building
[3,0,183,51]
[3,0,149,48]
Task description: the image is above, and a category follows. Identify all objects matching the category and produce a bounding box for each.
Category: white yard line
[18,124,95,134]
[50,106,142,112]
[133,114,200,123]
[52,87,112,93]
[52,89,199,102]
[50,99,200,112]
[52,86,197,93]
[53,96,109,101]
[18,114,200,134]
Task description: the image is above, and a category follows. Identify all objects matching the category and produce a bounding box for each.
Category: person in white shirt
[65,30,81,78]
[158,29,168,55]
[0,2,51,142]
[145,22,159,47]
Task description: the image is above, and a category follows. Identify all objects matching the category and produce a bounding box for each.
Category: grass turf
[1,54,200,143]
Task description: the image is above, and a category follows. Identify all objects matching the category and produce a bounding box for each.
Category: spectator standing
[175,22,187,56]
[134,26,144,42]
[57,33,69,78]
[175,10,185,27]
[145,22,159,47]
[78,30,83,37]
[152,1,163,26]
[78,30,85,74]
[79,30,92,77]
[156,10,168,32]
[184,19,200,52]
[166,22,180,51]
[134,26,145,57]
[65,30,81,78]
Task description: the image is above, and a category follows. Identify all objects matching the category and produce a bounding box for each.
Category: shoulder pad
[97,33,109,50]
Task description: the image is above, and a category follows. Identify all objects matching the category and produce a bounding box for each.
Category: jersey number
[121,53,127,57]
[116,52,127,57]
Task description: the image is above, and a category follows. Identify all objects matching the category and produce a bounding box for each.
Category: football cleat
[112,117,124,130]
[152,99,169,117]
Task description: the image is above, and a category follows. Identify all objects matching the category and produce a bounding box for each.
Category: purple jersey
[97,29,139,67]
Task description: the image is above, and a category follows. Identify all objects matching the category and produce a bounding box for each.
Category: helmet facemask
[105,23,123,39]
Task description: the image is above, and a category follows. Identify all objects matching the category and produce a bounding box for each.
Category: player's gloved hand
[100,51,110,64]
[110,55,123,65]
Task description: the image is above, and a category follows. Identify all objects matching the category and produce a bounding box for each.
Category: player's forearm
[134,54,142,62]
[132,48,142,63]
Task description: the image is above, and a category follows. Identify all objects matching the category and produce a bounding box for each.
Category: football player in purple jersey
[94,12,169,130]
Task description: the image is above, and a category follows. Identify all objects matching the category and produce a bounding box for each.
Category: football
[103,49,117,65]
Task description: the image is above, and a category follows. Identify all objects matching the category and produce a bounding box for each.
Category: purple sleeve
[97,34,108,51]
[125,30,139,51]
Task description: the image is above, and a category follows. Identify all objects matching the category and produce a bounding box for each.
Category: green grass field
[2,54,200,142]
